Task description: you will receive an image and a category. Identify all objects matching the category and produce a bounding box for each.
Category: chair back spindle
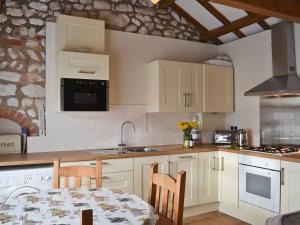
[53,159,102,189]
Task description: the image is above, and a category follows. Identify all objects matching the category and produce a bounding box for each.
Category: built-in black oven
[61,78,108,111]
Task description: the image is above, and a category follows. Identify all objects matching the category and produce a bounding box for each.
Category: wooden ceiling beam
[245,11,271,30]
[197,0,245,39]
[257,20,271,30]
[202,14,267,41]
[209,0,300,23]
[159,0,175,9]
[0,0,4,13]
[171,2,223,45]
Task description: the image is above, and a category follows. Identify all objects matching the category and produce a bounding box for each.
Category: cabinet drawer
[59,51,109,80]
[61,158,133,173]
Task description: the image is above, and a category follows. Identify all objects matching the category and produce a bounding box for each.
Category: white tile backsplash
[28,105,189,152]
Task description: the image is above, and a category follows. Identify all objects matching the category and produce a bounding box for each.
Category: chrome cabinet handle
[102,176,110,180]
[78,70,96,74]
[183,93,187,108]
[221,157,224,171]
[213,156,216,170]
[179,156,193,159]
[188,93,191,107]
[281,168,285,186]
[89,163,96,166]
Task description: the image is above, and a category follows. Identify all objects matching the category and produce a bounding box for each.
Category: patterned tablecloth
[0,188,159,225]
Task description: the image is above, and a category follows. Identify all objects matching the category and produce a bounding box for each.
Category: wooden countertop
[2,144,300,167]
[0,144,218,167]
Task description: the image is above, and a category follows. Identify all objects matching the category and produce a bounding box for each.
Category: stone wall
[0,0,201,134]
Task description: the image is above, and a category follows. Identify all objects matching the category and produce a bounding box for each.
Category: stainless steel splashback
[260,97,300,145]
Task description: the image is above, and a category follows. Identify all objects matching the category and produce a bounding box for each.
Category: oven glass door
[239,164,280,213]
[61,78,108,111]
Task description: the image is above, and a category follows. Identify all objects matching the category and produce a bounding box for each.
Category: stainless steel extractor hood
[245,22,300,97]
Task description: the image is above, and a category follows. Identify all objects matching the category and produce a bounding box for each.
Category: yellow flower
[177,121,198,131]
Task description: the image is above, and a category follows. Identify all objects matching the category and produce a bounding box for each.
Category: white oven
[239,155,281,213]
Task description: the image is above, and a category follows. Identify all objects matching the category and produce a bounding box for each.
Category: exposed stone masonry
[0,0,201,134]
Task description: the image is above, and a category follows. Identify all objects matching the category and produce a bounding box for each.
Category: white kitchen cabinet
[186,64,204,112]
[59,51,109,80]
[281,161,300,213]
[134,155,170,201]
[147,60,203,112]
[170,153,199,207]
[100,171,134,193]
[198,152,219,204]
[218,151,239,208]
[57,15,105,53]
[60,159,134,192]
[203,64,234,112]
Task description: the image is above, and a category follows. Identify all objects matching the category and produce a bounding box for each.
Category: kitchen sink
[126,147,160,153]
[87,147,160,155]
[87,149,121,155]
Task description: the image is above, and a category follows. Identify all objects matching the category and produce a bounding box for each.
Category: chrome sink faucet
[118,121,136,152]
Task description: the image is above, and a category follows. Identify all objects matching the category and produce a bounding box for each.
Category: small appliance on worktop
[214,130,231,145]
[214,128,249,148]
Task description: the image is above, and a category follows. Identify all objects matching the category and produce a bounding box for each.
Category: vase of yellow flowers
[178,121,198,148]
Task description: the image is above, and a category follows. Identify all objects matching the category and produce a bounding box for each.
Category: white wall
[219,23,300,145]
[107,30,219,104]
[28,25,219,152]
[219,31,272,145]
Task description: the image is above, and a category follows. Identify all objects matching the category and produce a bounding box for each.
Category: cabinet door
[185,64,204,112]
[57,15,105,53]
[134,156,170,201]
[198,152,219,204]
[170,153,199,207]
[281,161,300,213]
[59,51,109,80]
[100,171,134,193]
[219,151,238,208]
[159,61,186,112]
[203,65,234,112]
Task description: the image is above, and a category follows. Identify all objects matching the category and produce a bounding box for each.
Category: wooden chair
[53,159,102,189]
[80,209,93,225]
[148,162,186,225]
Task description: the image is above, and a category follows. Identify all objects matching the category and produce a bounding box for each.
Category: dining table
[0,188,159,225]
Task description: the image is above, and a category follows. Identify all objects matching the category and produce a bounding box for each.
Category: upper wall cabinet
[59,51,109,80]
[146,60,234,113]
[203,64,234,113]
[57,15,105,53]
[147,60,204,113]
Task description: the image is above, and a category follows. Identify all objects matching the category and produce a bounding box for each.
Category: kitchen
[0,0,300,225]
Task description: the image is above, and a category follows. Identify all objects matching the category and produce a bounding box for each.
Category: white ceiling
[175,0,282,43]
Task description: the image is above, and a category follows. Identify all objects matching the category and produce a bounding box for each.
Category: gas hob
[242,145,300,156]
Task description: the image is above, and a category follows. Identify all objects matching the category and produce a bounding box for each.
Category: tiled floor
[183,211,250,225]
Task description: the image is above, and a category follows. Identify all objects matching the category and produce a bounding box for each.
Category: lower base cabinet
[198,152,219,204]
[281,161,300,213]
[218,151,239,208]
[60,160,134,192]
[101,171,134,193]
[60,151,238,210]
[134,155,170,201]
[170,153,199,207]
